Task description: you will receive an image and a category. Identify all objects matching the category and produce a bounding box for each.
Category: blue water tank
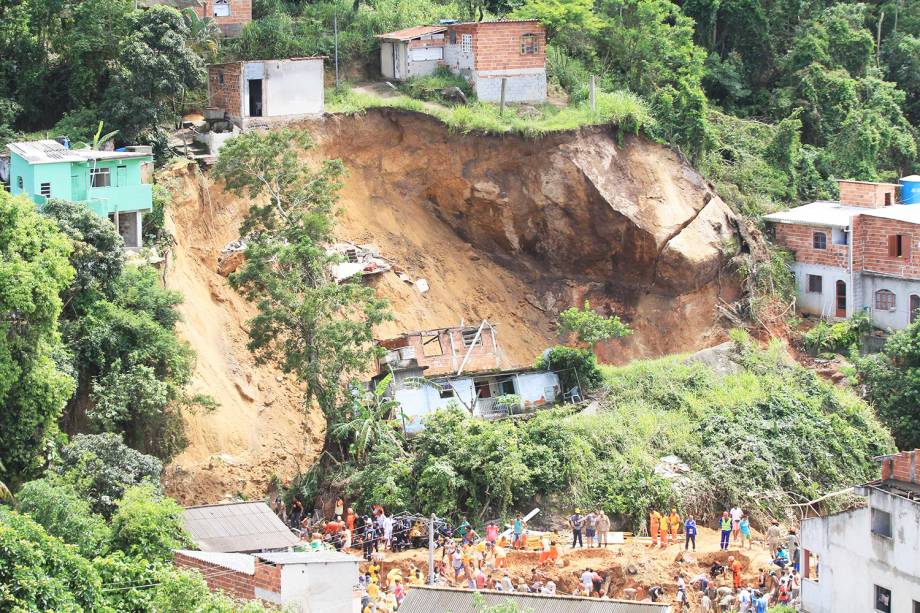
[900,175,920,204]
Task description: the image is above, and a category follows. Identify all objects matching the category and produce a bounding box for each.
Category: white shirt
[730,507,743,522]
[581,571,593,589]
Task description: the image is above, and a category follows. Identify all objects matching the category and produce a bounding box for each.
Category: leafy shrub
[535,345,603,394]
[398,66,474,104]
[109,484,191,562]
[802,311,871,354]
[16,478,110,557]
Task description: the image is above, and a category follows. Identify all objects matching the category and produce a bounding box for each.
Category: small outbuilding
[207,57,325,129]
[182,501,300,553]
[376,20,547,103]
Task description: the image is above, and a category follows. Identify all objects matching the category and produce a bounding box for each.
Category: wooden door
[835,280,846,318]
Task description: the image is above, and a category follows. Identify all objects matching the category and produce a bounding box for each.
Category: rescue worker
[649,510,662,547]
[669,509,681,545]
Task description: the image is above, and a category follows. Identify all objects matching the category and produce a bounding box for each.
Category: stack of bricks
[773,223,849,268]
[879,449,919,484]
[174,552,255,601]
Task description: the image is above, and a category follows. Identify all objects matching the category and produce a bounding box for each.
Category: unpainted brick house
[373,321,562,433]
[140,0,251,37]
[375,20,547,103]
[207,58,325,129]
[765,179,920,330]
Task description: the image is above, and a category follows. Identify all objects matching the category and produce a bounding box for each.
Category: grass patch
[325,85,655,138]
[397,66,473,105]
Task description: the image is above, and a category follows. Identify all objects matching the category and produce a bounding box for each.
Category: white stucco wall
[443,41,475,77]
[394,376,475,433]
[791,262,851,318]
[858,273,920,330]
[516,371,560,405]
[800,489,920,613]
[264,59,324,118]
[473,68,547,103]
[256,560,358,613]
[380,42,394,79]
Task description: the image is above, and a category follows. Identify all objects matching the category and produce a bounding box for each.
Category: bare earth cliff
[163,108,748,502]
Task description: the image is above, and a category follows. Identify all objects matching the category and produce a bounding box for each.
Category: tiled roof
[764,200,920,228]
[182,501,300,553]
[375,25,447,41]
[398,586,671,613]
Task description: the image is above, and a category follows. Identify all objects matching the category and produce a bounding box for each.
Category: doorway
[835,280,847,317]
[911,294,920,324]
[247,79,263,117]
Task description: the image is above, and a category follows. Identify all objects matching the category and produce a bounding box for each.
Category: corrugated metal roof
[182,501,301,553]
[176,549,256,575]
[450,19,543,26]
[398,587,670,613]
[764,200,920,228]
[7,140,151,165]
[375,25,448,40]
[256,551,362,565]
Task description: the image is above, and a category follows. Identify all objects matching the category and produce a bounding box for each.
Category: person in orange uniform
[649,510,662,546]
[668,509,681,545]
[659,516,669,548]
[729,555,743,589]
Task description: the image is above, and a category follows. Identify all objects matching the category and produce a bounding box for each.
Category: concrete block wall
[880,449,919,484]
[208,63,242,123]
[774,223,850,269]
[474,70,547,103]
[839,180,898,209]
[174,552,255,601]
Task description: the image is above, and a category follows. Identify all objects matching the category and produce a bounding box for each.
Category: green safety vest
[721,517,732,531]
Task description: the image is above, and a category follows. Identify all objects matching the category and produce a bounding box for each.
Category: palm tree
[331,374,404,462]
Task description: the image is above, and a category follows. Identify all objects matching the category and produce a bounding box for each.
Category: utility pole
[428,514,436,584]
[334,9,340,88]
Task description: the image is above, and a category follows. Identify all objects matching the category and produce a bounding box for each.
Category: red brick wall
[852,215,920,277]
[254,561,282,594]
[377,327,502,377]
[174,552,255,601]
[208,63,242,118]
[879,449,918,484]
[839,181,898,209]
[773,223,849,269]
[194,0,252,34]
[468,22,546,71]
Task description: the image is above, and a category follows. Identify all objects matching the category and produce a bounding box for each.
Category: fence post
[500,78,507,116]
[428,514,436,584]
[589,75,596,113]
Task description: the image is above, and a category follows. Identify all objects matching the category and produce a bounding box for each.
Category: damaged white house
[373,321,562,433]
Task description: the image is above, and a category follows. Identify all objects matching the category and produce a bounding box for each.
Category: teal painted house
[7,140,154,248]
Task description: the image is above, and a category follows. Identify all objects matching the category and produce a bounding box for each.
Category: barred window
[813,232,827,250]
[521,33,538,54]
[461,33,472,54]
[875,289,896,310]
[807,274,822,293]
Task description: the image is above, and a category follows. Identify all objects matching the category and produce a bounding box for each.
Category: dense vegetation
[304,334,893,531]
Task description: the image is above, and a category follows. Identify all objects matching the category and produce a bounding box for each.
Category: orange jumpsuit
[649,511,661,546]
[669,512,681,544]
[659,521,668,547]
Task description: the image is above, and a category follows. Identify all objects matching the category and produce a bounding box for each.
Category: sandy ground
[358,527,775,611]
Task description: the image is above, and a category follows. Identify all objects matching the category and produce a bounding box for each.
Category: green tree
[55,432,163,517]
[0,192,75,487]
[331,374,404,462]
[212,129,390,425]
[856,319,920,449]
[109,484,191,562]
[16,478,110,557]
[883,33,920,125]
[558,301,631,350]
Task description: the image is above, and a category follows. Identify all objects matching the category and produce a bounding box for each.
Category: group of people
[677,560,803,612]
[648,508,693,548]
[358,561,427,613]
[567,508,612,547]
[718,507,753,551]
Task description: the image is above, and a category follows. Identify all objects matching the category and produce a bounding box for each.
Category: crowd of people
[271,496,804,612]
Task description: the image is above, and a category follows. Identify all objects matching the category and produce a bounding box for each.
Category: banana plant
[74,121,118,150]
[331,374,404,462]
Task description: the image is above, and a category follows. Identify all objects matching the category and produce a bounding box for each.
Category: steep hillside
[162,109,754,502]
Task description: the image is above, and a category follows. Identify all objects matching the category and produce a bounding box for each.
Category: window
[460,33,472,54]
[521,33,538,54]
[410,47,444,61]
[885,192,892,206]
[499,379,515,395]
[461,328,482,347]
[421,333,444,357]
[875,585,891,613]
[213,0,230,17]
[16,176,23,189]
[807,274,823,293]
[39,182,51,198]
[449,30,457,44]
[438,383,454,399]
[813,231,827,250]
[218,70,225,85]
[871,508,892,538]
[875,289,896,311]
[888,234,909,258]
[90,167,111,188]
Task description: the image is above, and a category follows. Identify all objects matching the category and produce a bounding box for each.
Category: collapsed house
[207,57,325,129]
[372,321,562,433]
[328,242,392,282]
[6,139,154,248]
[375,20,547,103]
